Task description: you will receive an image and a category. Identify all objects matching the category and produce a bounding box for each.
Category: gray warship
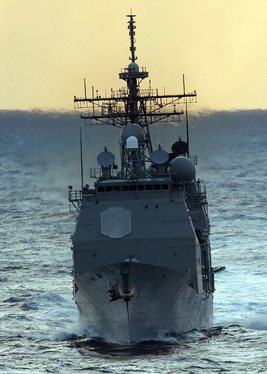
[69,14,214,343]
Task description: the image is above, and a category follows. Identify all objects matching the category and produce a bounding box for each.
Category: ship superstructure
[69,14,214,343]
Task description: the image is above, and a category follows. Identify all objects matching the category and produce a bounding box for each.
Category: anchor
[107,256,138,302]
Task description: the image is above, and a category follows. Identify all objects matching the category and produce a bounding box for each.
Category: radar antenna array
[73,14,197,161]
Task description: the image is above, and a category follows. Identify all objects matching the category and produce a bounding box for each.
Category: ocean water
[0,110,267,373]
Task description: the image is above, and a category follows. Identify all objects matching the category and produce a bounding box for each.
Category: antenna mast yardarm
[73,15,197,156]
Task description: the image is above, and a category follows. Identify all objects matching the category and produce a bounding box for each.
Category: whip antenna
[83,78,87,99]
[79,126,84,189]
[183,74,190,157]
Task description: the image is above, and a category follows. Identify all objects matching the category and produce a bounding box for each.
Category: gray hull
[75,262,213,343]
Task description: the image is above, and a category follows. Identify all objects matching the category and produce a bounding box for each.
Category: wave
[247,317,267,331]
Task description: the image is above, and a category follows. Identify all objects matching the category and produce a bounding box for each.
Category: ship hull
[74,262,213,344]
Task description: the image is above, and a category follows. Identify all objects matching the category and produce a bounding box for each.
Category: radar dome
[126,136,138,149]
[121,124,144,144]
[170,156,196,182]
[128,62,139,73]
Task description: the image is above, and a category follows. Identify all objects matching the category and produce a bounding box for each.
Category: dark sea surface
[1,110,267,373]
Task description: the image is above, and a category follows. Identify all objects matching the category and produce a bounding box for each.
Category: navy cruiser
[69,14,214,343]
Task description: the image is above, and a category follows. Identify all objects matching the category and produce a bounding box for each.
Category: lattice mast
[73,15,197,178]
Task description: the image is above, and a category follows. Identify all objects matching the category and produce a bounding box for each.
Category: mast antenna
[183,74,190,157]
[127,13,137,62]
[84,78,87,99]
[79,126,84,189]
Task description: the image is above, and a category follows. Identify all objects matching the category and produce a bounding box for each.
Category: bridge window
[97,183,169,192]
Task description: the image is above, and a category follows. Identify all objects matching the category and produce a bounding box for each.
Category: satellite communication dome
[170,156,196,181]
[151,149,169,165]
[121,124,144,144]
[126,136,139,149]
[128,62,139,73]
[97,151,115,167]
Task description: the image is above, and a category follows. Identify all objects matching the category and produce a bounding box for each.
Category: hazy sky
[1,0,267,111]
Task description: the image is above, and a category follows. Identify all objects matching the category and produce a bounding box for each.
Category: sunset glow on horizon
[1,0,267,111]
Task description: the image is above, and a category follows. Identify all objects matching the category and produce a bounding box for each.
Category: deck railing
[68,189,82,202]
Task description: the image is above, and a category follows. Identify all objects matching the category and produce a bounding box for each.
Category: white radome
[121,123,144,144]
[170,156,196,181]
